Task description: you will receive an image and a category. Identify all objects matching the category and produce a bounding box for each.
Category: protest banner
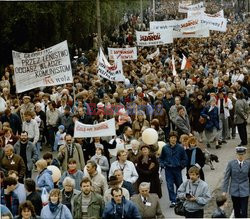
[178,2,205,13]
[74,118,116,138]
[146,48,160,60]
[200,16,227,32]
[98,48,125,82]
[12,40,73,93]
[136,30,173,47]
[188,9,224,18]
[150,20,209,38]
[108,47,137,61]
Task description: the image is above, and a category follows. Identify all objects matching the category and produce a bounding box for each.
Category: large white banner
[74,119,116,138]
[108,47,137,61]
[178,2,205,13]
[200,16,227,32]
[150,20,209,38]
[136,30,173,47]
[98,49,125,82]
[13,41,73,93]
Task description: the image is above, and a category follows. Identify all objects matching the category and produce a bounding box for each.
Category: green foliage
[0,0,150,69]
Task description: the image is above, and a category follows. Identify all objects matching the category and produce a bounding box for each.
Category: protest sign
[178,2,205,13]
[108,47,137,60]
[200,16,227,32]
[136,30,173,47]
[98,48,125,82]
[12,41,73,93]
[188,9,224,18]
[74,118,116,138]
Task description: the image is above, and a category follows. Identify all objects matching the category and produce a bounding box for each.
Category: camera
[186,193,192,198]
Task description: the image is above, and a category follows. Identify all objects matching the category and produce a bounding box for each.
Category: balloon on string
[142,128,158,145]
[47,165,61,183]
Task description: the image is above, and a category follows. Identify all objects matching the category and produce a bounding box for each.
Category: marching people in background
[222,146,250,218]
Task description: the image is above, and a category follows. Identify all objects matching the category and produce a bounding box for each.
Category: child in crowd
[212,194,227,218]
[54,125,66,151]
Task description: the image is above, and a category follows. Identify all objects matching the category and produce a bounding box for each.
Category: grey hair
[139,182,151,189]
[63,177,75,188]
[130,139,140,147]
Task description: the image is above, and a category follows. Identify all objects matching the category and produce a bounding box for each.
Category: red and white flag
[181,54,187,70]
[172,55,177,76]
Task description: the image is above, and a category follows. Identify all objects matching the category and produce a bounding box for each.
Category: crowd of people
[0,0,249,218]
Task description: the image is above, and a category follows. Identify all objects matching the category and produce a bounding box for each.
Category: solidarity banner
[178,2,205,13]
[108,47,137,61]
[98,48,125,82]
[136,30,173,47]
[12,41,73,93]
[200,16,227,32]
[74,118,116,138]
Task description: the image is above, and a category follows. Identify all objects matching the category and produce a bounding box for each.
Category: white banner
[200,16,227,32]
[108,47,137,60]
[178,2,205,13]
[188,9,224,18]
[13,41,73,93]
[147,48,160,60]
[98,48,125,82]
[74,119,116,138]
[150,20,209,38]
[136,30,173,47]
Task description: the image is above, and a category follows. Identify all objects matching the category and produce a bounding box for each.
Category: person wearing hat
[222,146,250,218]
[136,144,162,198]
[103,176,130,204]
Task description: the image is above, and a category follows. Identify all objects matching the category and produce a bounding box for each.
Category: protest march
[0,0,249,219]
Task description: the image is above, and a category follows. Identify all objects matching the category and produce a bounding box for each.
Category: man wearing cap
[131,182,164,219]
[222,146,250,218]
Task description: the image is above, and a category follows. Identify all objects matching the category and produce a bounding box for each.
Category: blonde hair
[49,189,62,202]
[35,159,47,170]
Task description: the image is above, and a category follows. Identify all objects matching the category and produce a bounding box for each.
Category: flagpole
[96,0,102,47]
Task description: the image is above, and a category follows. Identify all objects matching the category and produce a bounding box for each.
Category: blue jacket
[40,203,72,219]
[0,189,19,216]
[201,106,220,131]
[36,168,54,193]
[102,197,141,219]
[159,143,188,169]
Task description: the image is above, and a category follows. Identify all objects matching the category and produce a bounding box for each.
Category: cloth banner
[199,16,227,32]
[108,47,137,60]
[136,30,173,47]
[74,118,116,138]
[188,9,224,18]
[178,2,205,13]
[150,20,209,38]
[181,54,187,70]
[98,48,125,82]
[147,48,160,60]
[12,40,73,93]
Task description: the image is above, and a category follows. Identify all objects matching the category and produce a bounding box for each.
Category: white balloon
[157,141,166,156]
[142,128,158,145]
[124,78,130,87]
[47,165,61,183]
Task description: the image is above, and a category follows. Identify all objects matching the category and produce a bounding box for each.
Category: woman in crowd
[132,110,150,139]
[136,145,162,198]
[58,159,84,191]
[35,159,54,193]
[201,97,220,149]
[61,177,80,212]
[15,201,37,219]
[185,136,206,180]
[150,118,165,142]
[40,189,72,219]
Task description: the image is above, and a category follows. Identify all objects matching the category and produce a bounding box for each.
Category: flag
[181,54,187,70]
[172,55,177,76]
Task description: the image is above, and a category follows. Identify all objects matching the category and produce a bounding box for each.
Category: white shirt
[109,160,138,184]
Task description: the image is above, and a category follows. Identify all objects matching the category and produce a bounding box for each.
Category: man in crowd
[14,131,38,178]
[131,182,164,219]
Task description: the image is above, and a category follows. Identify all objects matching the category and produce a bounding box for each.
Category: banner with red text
[13,41,73,93]
[74,118,116,138]
[178,2,205,13]
[136,30,173,47]
[108,47,137,60]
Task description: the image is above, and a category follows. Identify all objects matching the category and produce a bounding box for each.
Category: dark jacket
[0,113,22,135]
[159,143,188,169]
[201,106,220,131]
[27,191,42,216]
[136,154,162,198]
[122,180,136,197]
[212,207,227,218]
[0,189,19,216]
[102,197,141,219]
